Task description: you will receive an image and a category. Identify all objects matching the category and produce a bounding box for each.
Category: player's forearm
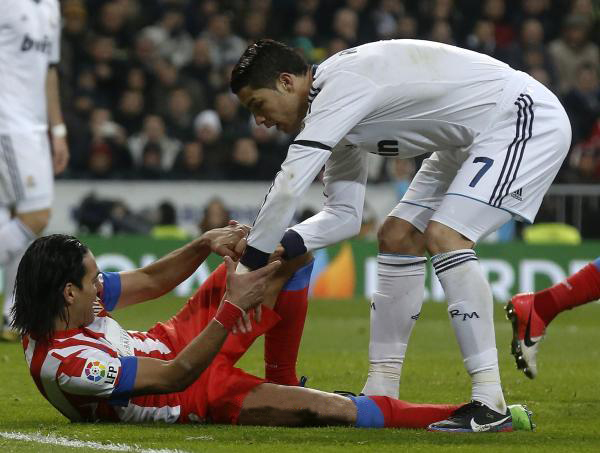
[135,237,211,300]
[46,66,64,127]
[243,145,331,268]
[291,205,363,251]
[165,320,229,392]
[134,318,229,394]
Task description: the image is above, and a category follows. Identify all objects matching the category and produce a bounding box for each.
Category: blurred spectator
[141,5,194,68]
[481,0,515,49]
[548,15,600,94]
[372,0,405,40]
[128,115,181,172]
[114,90,145,135]
[215,91,249,142]
[331,8,360,47]
[395,15,418,39]
[164,87,195,141]
[135,142,165,180]
[201,13,247,72]
[199,197,231,233]
[290,15,325,63]
[194,109,229,173]
[95,1,134,54]
[226,137,266,180]
[171,141,215,180]
[151,201,189,239]
[86,108,131,179]
[181,38,219,107]
[568,120,600,182]
[502,18,557,87]
[466,20,498,56]
[429,20,455,45]
[563,64,600,143]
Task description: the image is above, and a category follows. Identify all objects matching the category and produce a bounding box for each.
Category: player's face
[73,252,102,326]
[238,79,308,134]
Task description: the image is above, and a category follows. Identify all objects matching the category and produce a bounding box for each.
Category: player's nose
[254,114,266,126]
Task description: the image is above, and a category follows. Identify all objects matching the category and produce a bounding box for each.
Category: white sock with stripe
[432,249,507,414]
[0,218,35,267]
[361,254,426,398]
[0,218,35,324]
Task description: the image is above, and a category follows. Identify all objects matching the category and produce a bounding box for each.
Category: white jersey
[247,40,524,255]
[0,0,60,134]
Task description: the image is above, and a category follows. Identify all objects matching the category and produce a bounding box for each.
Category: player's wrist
[51,123,67,138]
[280,229,307,260]
[240,245,269,270]
[214,300,245,331]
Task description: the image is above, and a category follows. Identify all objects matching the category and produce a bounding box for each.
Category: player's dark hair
[230,39,309,94]
[11,234,89,342]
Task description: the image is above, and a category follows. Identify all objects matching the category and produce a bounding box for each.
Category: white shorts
[0,132,54,213]
[390,73,571,242]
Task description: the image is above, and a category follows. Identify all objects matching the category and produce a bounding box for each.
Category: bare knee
[16,209,51,235]
[424,221,474,255]
[377,216,425,255]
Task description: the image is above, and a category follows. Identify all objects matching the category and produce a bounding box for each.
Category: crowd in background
[57,0,600,184]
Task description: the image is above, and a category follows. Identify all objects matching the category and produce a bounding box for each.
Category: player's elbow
[157,361,197,393]
[336,205,363,238]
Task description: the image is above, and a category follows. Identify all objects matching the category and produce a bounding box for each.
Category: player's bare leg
[426,220,508,431]
[361,216,427,398]
[239,383,461,429]
[1,208,49,341]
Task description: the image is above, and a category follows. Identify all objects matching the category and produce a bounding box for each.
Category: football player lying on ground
[11,231,533,431]
[506,257,600,379]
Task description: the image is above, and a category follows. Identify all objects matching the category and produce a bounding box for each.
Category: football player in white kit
[230,39,571,432]
[0,0,69,340]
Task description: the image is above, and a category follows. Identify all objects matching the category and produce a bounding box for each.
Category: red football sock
[264,262,313,386]
[534,262,600,325]
[370,396,460,429]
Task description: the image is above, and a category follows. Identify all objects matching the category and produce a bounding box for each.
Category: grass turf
[1,296,599,452]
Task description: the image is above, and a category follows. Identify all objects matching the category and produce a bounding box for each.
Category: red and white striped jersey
[22,272,183,423]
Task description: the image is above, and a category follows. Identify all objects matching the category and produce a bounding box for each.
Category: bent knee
[17,209,51,235]
[377,217,425,255]
[424,221,473,255]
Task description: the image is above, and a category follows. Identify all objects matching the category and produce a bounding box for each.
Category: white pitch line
[0,431,190,453]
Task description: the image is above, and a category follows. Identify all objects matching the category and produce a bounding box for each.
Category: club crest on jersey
[83,359,118,385]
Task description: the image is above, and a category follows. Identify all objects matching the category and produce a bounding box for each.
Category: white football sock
[361,254,426,398]
[2,247,24,323]
[0,218,35,267]
[432,249,507,414]
[0,218,35,324]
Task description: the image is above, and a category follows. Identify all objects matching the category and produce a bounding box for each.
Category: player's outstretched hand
[202,224,249,259]
[223,256,281,333]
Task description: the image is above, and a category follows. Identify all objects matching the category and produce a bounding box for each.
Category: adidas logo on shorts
[510,188,523,201]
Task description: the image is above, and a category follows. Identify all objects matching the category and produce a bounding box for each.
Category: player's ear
[279,73,294,92]
[63,283,76,305]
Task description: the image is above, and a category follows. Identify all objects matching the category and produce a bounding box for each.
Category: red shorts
[148,264,281,424]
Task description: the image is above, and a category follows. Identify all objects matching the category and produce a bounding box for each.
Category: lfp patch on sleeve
[82,358,118,386]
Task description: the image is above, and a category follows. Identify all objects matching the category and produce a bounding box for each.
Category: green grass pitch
[1,296,599,452]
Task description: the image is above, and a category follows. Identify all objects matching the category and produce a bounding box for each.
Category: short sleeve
[100,272,122,311]
[48,0,61,64]
[56,348,137,402]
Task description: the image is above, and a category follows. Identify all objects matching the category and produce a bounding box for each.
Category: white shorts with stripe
[0,131,54,213]
[390,73,571,242]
